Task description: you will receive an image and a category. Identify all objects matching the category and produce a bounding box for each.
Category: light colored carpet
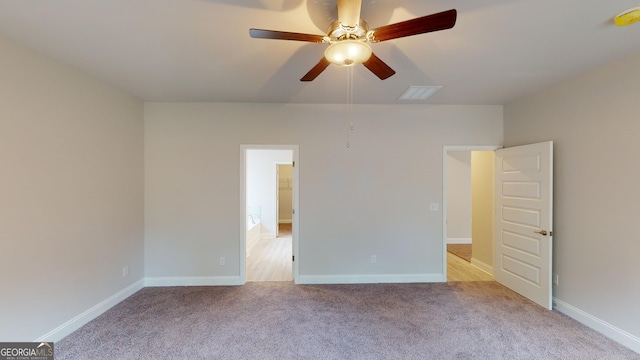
[448,244,472,262]
[56,282,638,359]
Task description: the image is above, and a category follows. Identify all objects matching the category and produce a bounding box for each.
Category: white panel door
[495,141,553,309]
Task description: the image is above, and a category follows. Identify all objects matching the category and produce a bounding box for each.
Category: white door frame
[442,145,501,280]
[275,163,280,237]
[240,145,299,284]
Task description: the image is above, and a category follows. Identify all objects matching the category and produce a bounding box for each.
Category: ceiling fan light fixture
[250,6,457,81]
[324,40,372,67]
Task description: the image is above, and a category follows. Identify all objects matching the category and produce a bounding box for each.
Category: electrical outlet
[552,273,559,286]
[430,202,439,211]
[122,265,129,278]
[371,255,377,264]
[220,257,226,266]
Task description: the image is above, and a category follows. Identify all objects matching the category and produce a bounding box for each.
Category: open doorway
[276,163,293,238]
[443,146,499,282]
[444,143,554,308]
[241,146,298,283]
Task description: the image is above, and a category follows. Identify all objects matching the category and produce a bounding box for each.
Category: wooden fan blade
[363,53,396,80]
[337,0,362,28]
[370,9,457,42]
[249,29,325,43]
[301,57,331,81]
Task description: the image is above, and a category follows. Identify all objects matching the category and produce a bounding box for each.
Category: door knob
[534,230,548,236]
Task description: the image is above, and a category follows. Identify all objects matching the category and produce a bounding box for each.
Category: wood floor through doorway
[246,224,491,283]
[447,252,493,282]
[246,224,292,282]
[278,223,291,237]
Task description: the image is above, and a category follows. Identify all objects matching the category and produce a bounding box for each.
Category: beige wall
[504,50,640,350]
[471,151,495,271]
[0,36,144,340]
[144,103,503,283]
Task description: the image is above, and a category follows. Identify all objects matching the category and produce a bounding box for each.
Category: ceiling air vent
[399,86,443,100]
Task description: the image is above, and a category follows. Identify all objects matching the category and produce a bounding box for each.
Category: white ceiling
[1,0,639,105]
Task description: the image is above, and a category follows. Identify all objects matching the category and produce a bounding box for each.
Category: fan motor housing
[327,19,369,41]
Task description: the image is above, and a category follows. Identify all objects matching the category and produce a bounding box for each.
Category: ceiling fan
[249,0,457,81]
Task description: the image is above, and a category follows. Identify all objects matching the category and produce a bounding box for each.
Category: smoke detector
[614,7,640,26]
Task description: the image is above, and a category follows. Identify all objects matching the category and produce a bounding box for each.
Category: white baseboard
[553,297,640,354]
[144,276,241,287]
[34,279,144,342]
[261,232,276,240]
[447,238,472,244]
[297,273,445,285]
[470,257,494,276]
